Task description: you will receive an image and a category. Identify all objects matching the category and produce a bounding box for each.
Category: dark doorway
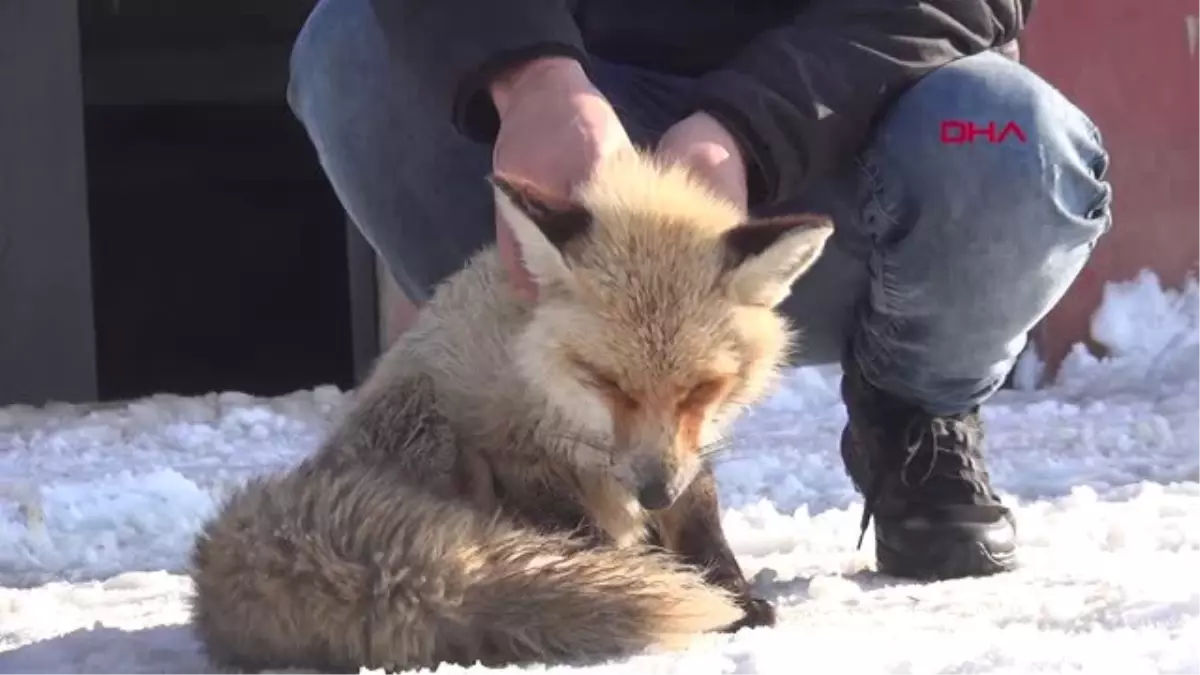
[79,0,373,402]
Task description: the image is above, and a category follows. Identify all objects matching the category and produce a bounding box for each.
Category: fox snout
[626,453,694,511]
[635,473,677,511]
[604,393,719,512]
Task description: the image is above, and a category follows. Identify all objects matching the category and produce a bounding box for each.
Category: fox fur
[189,148,834,672]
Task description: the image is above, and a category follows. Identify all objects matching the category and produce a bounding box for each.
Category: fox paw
[722,593,776,632]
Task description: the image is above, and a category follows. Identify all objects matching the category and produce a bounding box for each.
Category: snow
[1,270,1198,674]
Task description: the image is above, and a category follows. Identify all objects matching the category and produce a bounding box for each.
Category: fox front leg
[649,465,776,631]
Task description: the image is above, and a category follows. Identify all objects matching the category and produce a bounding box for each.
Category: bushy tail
[190,463,744,673]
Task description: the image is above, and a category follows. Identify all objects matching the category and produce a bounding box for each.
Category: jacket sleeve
[691,0,1034,206]
[368,0,587,144]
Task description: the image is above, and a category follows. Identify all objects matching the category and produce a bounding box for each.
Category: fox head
[491,150,833,512]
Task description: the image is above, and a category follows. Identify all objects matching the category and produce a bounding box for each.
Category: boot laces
[855,413,990,550]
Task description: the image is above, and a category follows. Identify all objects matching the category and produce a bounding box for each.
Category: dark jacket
[369,0,1033,206]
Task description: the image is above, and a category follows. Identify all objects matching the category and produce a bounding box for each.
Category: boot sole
[876,534,1018,581]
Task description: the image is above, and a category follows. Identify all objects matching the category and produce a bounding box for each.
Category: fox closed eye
[568,356,639,410]
[568,352,732,414]
[678,378,728,411]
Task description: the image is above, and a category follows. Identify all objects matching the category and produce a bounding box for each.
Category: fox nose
[636,480,675,511]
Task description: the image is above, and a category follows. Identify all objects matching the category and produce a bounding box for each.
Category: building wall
[0,1,378,407]
[1020,0,1200,374]
[0,1,98,406]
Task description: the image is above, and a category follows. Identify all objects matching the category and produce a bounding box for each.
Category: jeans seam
[1082,121,1114,237]
[852,149,906,378]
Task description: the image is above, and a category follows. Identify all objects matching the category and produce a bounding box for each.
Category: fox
[188,148,834,673]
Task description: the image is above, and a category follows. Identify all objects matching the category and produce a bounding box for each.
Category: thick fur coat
[189,149,833,672]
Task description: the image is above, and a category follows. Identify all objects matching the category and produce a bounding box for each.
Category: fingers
[655,112,750,210]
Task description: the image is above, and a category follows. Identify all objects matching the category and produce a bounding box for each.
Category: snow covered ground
[1,269,1197,674]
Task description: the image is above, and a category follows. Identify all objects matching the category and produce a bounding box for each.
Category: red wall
[1020,0,1199,374]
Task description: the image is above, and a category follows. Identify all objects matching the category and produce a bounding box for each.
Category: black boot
[839,356,1018,580]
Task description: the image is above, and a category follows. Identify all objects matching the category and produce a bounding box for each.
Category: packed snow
[1,269,1197,674]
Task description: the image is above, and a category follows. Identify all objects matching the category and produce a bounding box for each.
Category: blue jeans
[287,0,1112,416]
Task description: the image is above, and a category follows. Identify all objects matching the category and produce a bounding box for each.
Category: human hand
[489,57,634,300]
[655,112,749,210]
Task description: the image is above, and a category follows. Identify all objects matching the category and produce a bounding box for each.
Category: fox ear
[489,173,592,289]
[722,214,834,308]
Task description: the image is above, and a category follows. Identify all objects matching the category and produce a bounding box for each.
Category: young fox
[189,149,834,672]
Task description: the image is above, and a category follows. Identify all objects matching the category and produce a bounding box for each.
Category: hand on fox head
[655,112,749,211]
[487,61,748,302]
[488,57,635,302]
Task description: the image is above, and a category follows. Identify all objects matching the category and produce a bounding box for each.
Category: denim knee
[286,0,378,131]
[847,51,1114,413]
[858,50,1113,259]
